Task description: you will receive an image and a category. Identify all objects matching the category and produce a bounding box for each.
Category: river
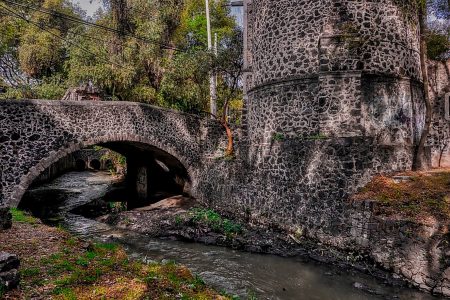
[23,171,442,300]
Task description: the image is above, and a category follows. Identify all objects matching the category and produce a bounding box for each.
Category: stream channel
[23,171,443,300]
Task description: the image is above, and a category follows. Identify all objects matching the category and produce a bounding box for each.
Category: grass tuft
[189,208,243,236]
[4,216,235,299]
[10,208,37,224]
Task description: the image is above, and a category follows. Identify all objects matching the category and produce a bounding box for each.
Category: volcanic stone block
[0,207,11,230]
[0,252,20,291]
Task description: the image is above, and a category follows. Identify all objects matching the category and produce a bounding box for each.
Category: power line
[65,28,139,52]
[0,4,126,68]
[0,0,181,51]
[0,2,150,52]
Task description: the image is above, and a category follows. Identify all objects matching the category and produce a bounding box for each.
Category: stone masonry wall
[349,200,450,296]
[31,148,115,186]
[0,1,429,248]
[0,100,212,207]
[229,0,425,246]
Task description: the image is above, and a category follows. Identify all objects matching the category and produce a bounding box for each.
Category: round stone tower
[243,0,423,160]
[238,0,425,239]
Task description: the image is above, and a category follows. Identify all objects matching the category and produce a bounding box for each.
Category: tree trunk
[223,121,234,156]
[220,99,234,157]
[413,6,432,171]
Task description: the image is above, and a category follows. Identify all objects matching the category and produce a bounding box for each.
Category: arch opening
[17,139,194,222]
[89,159,101,170]
[75,159,86,171]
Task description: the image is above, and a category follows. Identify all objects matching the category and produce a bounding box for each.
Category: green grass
[94,242,118,252]
[65,237,77,247]
[175,215,183,225]
[189,208,242,236]
[53,259,76,272]
[10,208,37,224]
[75,256,90,267]
[20,267,40,278]
[3,225,233,300]
[52,286,77,299]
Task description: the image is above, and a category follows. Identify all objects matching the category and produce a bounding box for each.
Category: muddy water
[26,171,441,300]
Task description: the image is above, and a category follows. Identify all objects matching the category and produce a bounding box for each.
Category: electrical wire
[0,0,181,51]
[0,4,127,68]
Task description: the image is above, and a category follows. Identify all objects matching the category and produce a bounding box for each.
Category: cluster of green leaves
[189,208,243,236]
[272,132,285,142]
[425,0,450,60]
[427,29,450,60]
[93,145,126,173]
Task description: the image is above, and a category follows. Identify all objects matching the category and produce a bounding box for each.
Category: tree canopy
[0,0,243,117]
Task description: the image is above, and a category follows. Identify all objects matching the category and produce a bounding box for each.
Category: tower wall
[213,0,427,242]
[244,0,424,151]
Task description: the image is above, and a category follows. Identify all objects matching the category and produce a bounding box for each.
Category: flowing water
[25,171,442,300]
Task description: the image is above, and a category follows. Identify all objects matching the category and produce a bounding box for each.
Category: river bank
[100,197,409,285]
[12,170,442,299]
[350,170,450,297]
[0,209,231,299]
[97,170,450,298]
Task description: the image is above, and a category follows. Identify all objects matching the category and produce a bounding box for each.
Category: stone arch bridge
[0,100,224,207]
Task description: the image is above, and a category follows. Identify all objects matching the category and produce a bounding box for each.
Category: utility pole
[205,0,217,117]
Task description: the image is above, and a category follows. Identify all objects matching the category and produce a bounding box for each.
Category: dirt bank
[350,169,450,297]
[0,209,230,300]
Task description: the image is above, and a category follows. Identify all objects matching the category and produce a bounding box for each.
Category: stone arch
[9,135,198,208]
[89,159,101,170]
[75,159,87,171]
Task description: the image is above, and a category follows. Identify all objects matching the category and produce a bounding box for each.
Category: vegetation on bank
[0,209,241,299]
[10,207,38,224]
[187,208,243,237]
[172,208,243,240]
[352,170,450,222]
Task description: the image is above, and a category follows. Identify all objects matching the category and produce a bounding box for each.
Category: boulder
[0,252,20,272]
[0,252,20,291]
[0,269,19,290]
[0,207,12,230]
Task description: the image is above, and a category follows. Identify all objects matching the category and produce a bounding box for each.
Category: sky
[71,0,244,26]
[72,0,103,17]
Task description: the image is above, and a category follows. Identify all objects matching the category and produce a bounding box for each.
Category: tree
[0,1,33,88]
[0,0,82,99]
[414,0,433,170]
[213,28,243,156]
[0,0,242,124]
[414,0,449,170]
[17,0,80,78]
